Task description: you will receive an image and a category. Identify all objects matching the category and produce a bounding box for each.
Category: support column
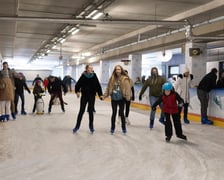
[128,54,142,82]
[100,60,110,84]
[185,42,207,85]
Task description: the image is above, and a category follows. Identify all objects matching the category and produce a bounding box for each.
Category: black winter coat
[198,72,217,92]
[75,72,102,96]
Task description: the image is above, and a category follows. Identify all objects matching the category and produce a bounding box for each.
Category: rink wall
[102,84,224,128]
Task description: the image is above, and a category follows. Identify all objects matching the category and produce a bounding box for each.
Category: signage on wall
[189,48,201,56]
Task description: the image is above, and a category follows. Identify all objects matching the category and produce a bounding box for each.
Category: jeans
[14,93,25,113]
[149,96,164,121]
[197,89,209,117]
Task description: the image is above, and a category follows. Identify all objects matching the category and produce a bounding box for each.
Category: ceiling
[0,0,224,69]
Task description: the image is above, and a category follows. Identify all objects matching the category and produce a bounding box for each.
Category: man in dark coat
[14,73,31,115]
[197,68,218,125]
[47,76,67,113]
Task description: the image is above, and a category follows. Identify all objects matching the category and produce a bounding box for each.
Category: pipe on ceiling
[0,16,188,25]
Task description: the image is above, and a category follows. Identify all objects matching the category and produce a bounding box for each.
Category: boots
[183,118,190,124]
[201,116,213,125]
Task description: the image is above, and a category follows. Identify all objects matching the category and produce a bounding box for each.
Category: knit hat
[1,69,9,78]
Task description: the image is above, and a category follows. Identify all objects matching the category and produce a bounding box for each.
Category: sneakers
[183,118,190,124]
[72,127,79,133]
[177,134,187,141]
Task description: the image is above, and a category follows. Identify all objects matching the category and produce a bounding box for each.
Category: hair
[211,68,218,74]
[85,64,91,70]
[2,61,8,65]
[109,65,129,85]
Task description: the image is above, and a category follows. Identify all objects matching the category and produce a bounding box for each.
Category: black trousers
[164,112,183,138]
[118,99,131,118]
[48,91,64,111]
[111,99,126,131]
[75,94,95,130]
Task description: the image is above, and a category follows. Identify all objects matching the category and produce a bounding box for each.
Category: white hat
[183,67,190,73]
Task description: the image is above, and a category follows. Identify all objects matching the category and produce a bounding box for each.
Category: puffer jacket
[104,75,131,101]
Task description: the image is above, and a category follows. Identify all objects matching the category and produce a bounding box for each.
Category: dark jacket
[198,72,217,92]
[152,91,184,114]
[139,70,166,97]
[217,78,224,88]
[33,85,44,98]
[48,77,67,94]
[75,72,102,96]
[14,78,31,94]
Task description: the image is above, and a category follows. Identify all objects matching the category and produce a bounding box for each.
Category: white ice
[0,93,224,180]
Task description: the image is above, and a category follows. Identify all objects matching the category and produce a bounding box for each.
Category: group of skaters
[1,61,223,142]
[0,62,74,122]
[73,64,222,143]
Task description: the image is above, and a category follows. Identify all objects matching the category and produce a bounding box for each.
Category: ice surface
[0,93,224,180]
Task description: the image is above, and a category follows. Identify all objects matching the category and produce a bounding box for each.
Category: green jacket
[139,76,166,97]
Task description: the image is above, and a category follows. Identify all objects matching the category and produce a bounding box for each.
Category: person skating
[103,65,131,134]
[139,67,166,129]
[32,80,45,113]
[73,65,103,134]
[47,75,67,113]
[151,82,187,142]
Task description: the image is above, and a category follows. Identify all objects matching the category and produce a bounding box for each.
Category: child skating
[151,82,187,142]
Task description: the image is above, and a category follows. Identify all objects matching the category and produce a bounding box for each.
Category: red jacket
[152,91,184,114]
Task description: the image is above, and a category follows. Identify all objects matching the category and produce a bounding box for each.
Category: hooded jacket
[139,67,166,97]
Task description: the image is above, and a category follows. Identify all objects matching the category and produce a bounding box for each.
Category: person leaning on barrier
[197,68,218,125]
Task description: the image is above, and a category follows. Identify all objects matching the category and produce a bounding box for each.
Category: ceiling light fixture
[92,12,103,19]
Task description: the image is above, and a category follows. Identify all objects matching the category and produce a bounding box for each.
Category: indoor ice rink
[1,0,224,179]
[0,92,224,180]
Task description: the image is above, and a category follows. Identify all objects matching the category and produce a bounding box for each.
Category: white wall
[15,69,52,81]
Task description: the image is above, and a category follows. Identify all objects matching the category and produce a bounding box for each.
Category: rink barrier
[130,102,224,128]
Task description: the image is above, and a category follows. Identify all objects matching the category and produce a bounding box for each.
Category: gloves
[139,95,142,101]
[178,103,183,107]
[151,107,156,111]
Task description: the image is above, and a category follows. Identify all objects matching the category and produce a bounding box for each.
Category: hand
[151,107,156,111]
[76,92,80,98]
[139,95,142,101]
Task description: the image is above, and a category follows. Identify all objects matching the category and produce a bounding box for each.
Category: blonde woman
[103,65,131,134]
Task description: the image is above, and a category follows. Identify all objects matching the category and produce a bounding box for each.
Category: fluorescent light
[86,10,98,18]
[60,38,66,43]
[72,29,80,35]
[68,27,76,33]
[52,45,57,49]
[82,52,91,56]
[92,12,103,19]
